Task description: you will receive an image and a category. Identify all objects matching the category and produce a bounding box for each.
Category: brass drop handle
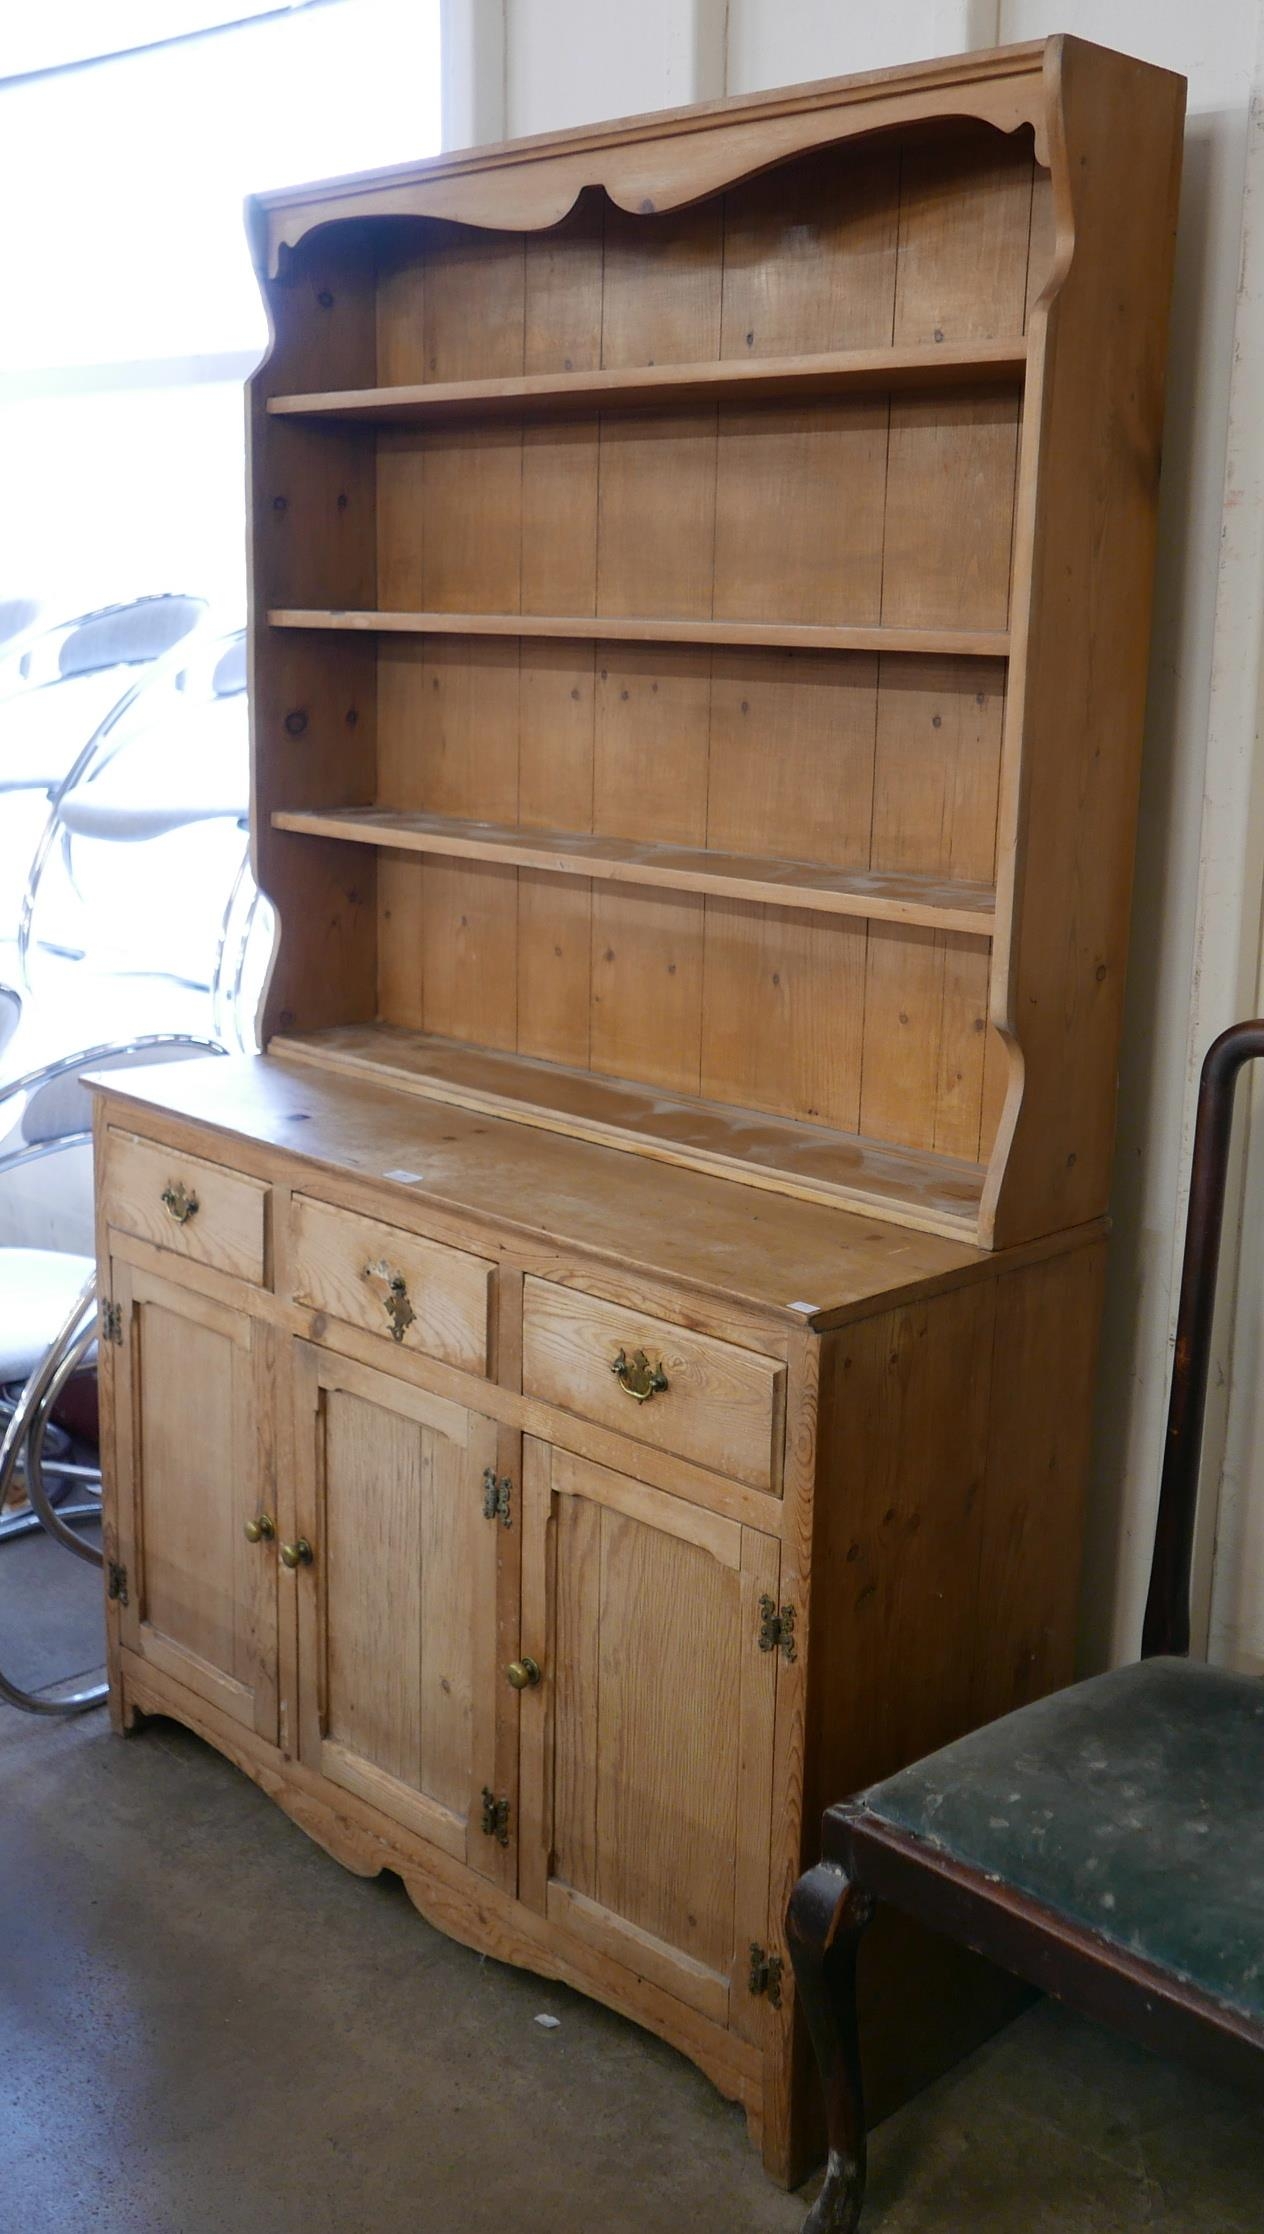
[505,1657,541,1691]
[244,1513,275,1544]
[363,1259,416,1344]
[160,1181,199,1225]
[611,1348,668,1403]
[279,1537,313,1570]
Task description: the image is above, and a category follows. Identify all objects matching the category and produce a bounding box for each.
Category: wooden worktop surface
[90,1055,1095,1328]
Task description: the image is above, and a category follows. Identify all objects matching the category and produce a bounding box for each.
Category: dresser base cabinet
[94,1066,1106,2187]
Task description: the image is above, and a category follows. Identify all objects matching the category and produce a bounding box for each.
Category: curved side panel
[984,38,1186,1248]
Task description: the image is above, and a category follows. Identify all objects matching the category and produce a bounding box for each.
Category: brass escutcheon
[610,1348,669,1403]
[160,1181,199,1225]
[363,1259,416,1343]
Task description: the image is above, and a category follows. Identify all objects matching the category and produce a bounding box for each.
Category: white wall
[444,0,1264,1670]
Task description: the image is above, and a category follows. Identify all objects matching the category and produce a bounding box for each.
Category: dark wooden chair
[787,1019,1264,2233]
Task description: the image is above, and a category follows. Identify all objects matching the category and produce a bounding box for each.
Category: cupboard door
[291,1343,504,1876]
[110,1260,278,1743]
[518,1439,780,2036]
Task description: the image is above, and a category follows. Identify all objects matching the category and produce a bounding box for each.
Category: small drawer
[291,1196,494,1375]
[522,1278,784,1492]
[104,1130,268,1283]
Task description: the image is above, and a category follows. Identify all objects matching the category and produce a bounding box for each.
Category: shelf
[268,610,1011,659]
[268,1023,987,1240]
[270,807,997,935]
[266,339,1028,426]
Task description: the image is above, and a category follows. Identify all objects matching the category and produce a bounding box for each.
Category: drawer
[290,1196,494,1375]
[104,1130,268,1283]
[521,1278,784,1492]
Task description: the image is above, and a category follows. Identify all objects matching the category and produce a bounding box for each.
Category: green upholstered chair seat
[852,1658,1264,2026]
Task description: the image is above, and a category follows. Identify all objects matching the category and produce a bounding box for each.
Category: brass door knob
[505,1656,541,1690]
[244,1513,276,1544]
[279,1537,313,1570]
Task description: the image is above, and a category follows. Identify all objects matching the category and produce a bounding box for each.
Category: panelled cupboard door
[291,1343,502,1877]
[109,1259,278,1742]
[518,1439,780,2041]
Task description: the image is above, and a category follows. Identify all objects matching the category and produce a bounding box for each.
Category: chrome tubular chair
[1,595,207,954]
[0,1030,224,1715]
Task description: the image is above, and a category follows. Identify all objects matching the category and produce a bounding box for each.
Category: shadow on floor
[2,1542,1261,2232]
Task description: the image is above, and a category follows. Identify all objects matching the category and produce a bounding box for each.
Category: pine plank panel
[893,129,1035,343]
[594,645,712,844]
[551,1484,602,1901]
[705,649,878,868]
[595,409,719,619]
[594,1503,739,1974]
[701,901,866,1131]
[933,933,992,1160]
[517,869,592,1068]
[519,645,596,830]
[859,923,991,1154]
[881,391,1019,633]
[870,655,1005,882]
[324,1389,422,1786]
[377,637,521,819]
[590,882,704,1096]
[970,1240,1107,1726]
[420,858,518,1049]
[713,400,888,625]
[720,146,900,357]
[524,195,604,374]
[376,851,426,1029]
[418,425,524,613]
[600,200,723,367]
[521,417,600,614]
[414,221,526,380]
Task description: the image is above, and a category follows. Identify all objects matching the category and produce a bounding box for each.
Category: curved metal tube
[26,1313,103,1564]
[0,1277,107,1714]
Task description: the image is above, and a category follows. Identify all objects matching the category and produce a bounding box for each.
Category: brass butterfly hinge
[748,1943,783,2006]
[480,1787,510,1845]
[107,1562,129,1606]
[482,1467,512,1526]
[757,1596,797,1662]
[101,1300,124,1345]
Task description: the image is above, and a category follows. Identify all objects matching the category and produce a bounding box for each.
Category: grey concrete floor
[3,1529,1262,2233]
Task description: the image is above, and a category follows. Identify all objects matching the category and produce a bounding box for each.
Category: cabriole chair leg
[787,1861,875,2234]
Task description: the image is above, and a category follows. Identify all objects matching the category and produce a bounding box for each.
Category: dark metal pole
[1142,1019,1264,1658]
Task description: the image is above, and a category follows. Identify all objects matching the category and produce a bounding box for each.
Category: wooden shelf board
[269,806,997,934]
[268,1023,987,1240]
[267,610,1011,658]
[266,339,1028,424]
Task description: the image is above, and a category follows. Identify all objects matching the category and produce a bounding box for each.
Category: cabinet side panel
[250,233,380,1042]
[971,1236,1107,1722]
[988,51,1185,1245]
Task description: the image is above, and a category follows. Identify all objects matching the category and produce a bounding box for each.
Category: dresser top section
[88,1054,1020,1327]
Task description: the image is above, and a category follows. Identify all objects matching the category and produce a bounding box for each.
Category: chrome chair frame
[0,1031,224,1714]
[19,623,243,997]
